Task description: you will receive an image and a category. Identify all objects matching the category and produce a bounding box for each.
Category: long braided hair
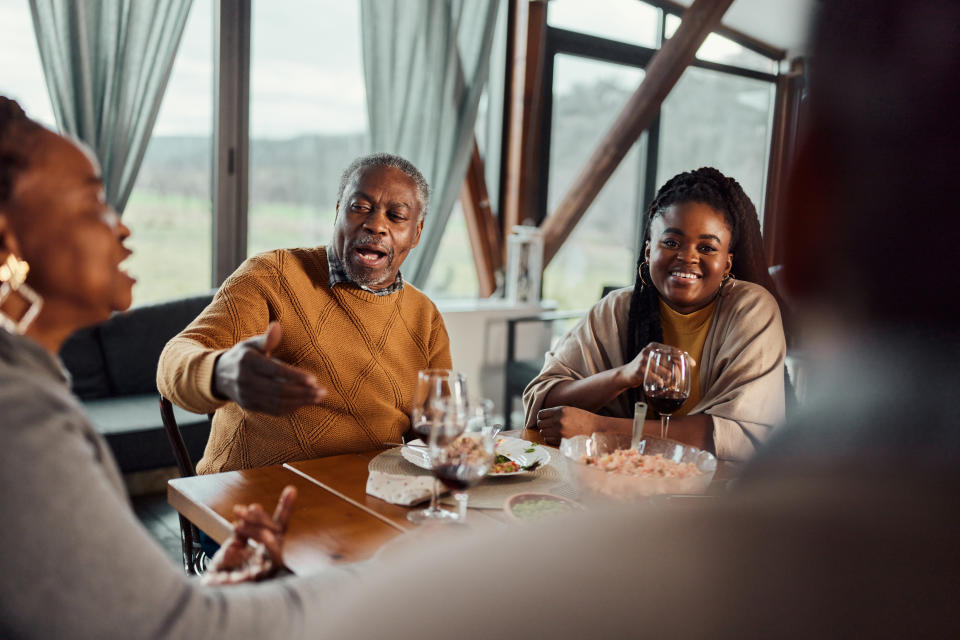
[625,167,786,406]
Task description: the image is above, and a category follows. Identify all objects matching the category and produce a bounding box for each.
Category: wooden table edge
[167,479,232,543]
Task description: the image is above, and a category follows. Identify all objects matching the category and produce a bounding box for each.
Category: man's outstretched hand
[213,322,326,415]
[203,485,297,586]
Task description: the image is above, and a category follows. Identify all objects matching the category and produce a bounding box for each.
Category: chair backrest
[160,396,197,477]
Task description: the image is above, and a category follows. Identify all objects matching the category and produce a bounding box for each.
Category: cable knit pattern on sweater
[157,247,452,473]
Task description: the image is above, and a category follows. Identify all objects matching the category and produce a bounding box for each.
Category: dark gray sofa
[59,292,215,473]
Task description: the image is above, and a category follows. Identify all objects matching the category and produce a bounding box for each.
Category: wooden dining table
[167,430,739,575]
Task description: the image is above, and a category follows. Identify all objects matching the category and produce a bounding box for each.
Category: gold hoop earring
[638,261,651,288]
[0,254,43,334]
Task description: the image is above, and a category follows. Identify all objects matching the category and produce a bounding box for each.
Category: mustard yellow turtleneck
[657,297,716,416]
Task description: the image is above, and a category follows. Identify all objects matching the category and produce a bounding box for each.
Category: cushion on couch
[59,326,111,399]
[98,293,214,397]
[58,292,216,473]
[83,396,211,472]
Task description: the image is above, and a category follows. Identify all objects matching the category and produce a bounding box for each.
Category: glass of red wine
[428,398,495,523]
[407,370,469,524]
[642,348,691,439]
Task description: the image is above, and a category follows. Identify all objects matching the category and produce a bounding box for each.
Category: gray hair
[337,152,430,220]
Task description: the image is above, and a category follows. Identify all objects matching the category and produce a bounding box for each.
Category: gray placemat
[369,447,577,509]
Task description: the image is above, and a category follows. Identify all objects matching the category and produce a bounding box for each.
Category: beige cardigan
[523,280,786,460]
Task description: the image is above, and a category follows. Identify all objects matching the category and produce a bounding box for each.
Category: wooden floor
[133,491,184,567]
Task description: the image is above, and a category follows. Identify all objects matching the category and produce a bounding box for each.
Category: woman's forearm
[590,415,713,453]
[644,414,714,452]
[542,367,634,412]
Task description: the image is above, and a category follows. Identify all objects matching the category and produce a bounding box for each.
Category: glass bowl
[560,433,717,501]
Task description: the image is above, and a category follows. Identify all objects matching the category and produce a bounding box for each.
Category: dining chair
[159,395,208,575]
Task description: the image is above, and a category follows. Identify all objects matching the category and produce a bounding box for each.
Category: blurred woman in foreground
[526,168,787,460]
[0,97,342,639]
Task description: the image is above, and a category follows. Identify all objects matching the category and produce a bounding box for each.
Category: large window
[247,0,367,257]
[0,0,214,306]
[543,56,646,310]
[123,0,214,305]
[665,14,777,74]
[547,0,660,48]
[658,66,774,220]
[0,0,55,127]
[540,2,782,310]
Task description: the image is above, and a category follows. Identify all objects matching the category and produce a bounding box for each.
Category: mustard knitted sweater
[157,247,452,473]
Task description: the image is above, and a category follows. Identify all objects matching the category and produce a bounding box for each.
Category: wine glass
[407,370,469,524]
[642,348,691,439]
[429,398,495,522]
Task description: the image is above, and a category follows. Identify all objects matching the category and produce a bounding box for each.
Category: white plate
[398,437,551,477]
[490,436,551,476]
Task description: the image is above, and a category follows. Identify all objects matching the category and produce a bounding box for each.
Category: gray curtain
[360,0,500,287]
[29,0,193,213]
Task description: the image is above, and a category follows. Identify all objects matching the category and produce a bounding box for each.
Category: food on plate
[491,455,521,474]
[443,435,491,464]
[583,449,702,479]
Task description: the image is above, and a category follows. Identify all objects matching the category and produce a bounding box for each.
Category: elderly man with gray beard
[158,153,451,473]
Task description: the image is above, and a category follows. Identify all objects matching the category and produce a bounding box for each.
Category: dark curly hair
[0,97,44,207]
[625,167,787,404]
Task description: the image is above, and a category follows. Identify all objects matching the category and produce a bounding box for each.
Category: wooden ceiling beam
[540,0,735,266]
[460,139,502,297]
[501,0,548,252]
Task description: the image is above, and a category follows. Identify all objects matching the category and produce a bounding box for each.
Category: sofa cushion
[98,292,214,396]
[83,395,211,473]
[59,326,111,400]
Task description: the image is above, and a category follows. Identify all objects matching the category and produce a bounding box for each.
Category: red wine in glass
[407,370,469,524]
[432,463,486,492]
[643,348,692,439]
[645,389,688,416]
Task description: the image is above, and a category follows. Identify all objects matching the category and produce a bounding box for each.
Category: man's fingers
[248,355,322,389]
[241,374,326,401]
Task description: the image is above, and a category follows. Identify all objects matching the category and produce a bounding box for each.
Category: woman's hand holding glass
[622,342,695,389]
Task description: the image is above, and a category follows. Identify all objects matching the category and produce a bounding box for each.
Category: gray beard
[344,236,395,288]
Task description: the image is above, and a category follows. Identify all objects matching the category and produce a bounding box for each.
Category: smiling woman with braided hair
[525,167,787,460]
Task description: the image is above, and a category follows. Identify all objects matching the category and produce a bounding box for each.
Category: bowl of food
[560,433,716,501]
[504,492,583,523]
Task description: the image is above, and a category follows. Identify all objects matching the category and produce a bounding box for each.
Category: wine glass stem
[660,414,670,439]
[429,478,440,512]
[454,492,468,522]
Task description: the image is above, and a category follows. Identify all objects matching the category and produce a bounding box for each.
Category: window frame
[537,5,782,264]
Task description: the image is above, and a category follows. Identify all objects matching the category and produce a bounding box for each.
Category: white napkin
[365,470,434,506]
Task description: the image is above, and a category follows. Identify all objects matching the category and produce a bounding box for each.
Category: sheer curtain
[360,0,500,287]
[29,0,193,213]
